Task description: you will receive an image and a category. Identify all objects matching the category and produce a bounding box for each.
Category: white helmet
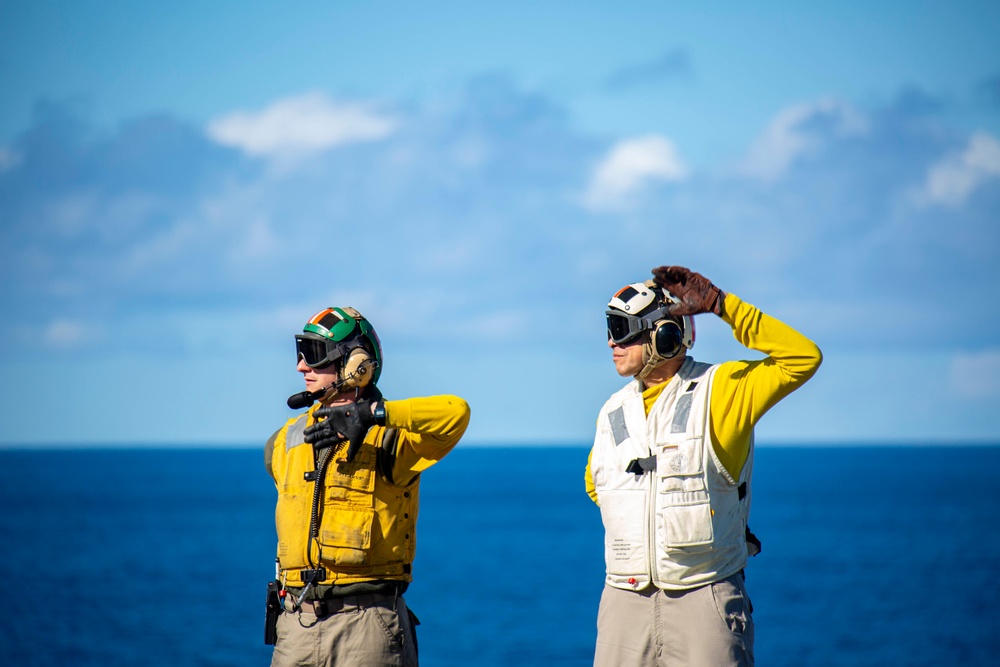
[606,280,694,379]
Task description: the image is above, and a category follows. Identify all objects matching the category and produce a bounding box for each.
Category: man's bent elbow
[444,395,472,438]
[798,342,824,384]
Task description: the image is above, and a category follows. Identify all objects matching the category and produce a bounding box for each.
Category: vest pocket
[656,490,714,548]
[659,473,705,493]
[655,436,713,548]
[599,489,647,576]
[319,506,374,566]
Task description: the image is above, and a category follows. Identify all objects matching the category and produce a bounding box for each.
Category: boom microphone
[286,389,324,410]
[286,381,342,410]
[284,358,380,410]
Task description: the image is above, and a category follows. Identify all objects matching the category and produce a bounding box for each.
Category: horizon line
[1,439,999,451]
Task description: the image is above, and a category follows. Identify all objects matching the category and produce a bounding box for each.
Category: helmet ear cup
[653,319,683,359]
[340,348,375,389]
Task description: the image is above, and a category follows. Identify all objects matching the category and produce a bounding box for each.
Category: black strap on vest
[376,427,400,484]
[626,455,657,475]
[746,526,762,557]
[375,426,420,487]
[737,482,761,556]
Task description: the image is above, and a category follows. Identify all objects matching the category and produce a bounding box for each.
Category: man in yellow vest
[586,266,822,666]
[265,306,471,667]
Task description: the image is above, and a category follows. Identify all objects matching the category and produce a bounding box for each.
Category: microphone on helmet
[286,380,343,410]
[285,355,380,410]
[286,389,323,410]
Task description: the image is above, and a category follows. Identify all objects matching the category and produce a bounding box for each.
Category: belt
[285,580,407,600]
[286,592,396,616]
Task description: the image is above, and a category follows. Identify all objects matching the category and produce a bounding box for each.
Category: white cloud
[948,349,1000,398]
[738,98,868,182]
[206,92,397,158]
[917,133,1000,207]
[583,134,687,211]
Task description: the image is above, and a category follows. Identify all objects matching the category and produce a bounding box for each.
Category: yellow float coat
[267,395,470,585]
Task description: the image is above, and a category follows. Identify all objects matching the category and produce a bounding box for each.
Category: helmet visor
[295,335,345,369]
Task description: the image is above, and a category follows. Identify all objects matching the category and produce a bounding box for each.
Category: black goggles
[294,335,346,369]
[606,312,647,345]
[606,307,672,345]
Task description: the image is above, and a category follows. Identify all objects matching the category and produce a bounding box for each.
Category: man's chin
[319,389,355,405]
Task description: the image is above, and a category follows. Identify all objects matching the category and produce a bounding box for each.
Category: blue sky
[1,1,998,446]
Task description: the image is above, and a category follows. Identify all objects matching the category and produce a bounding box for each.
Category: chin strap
[634,279,686,381]
[636,336,670,381]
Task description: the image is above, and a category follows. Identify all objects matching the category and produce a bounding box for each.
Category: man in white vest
[585,266,822,667]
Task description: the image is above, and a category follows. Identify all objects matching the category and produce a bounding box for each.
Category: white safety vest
[591,357,754,591]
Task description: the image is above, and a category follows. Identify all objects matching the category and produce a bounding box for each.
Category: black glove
[651,266,724,316]
[303,398,378,462]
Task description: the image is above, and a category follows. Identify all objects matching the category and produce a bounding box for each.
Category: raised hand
[303,399,377,462]
[651,266,724,316]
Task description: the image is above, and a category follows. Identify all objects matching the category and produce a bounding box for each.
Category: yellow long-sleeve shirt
[585,292,822,503]
[381,395,472,479]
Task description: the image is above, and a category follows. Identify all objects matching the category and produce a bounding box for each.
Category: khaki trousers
[270,593,419,667]
[593,572,754,667]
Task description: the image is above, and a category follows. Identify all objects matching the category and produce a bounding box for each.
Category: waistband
[285,579,408,601]
[284,591,400,616]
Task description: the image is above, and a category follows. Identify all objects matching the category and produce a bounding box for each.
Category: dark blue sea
[1,445,998,666]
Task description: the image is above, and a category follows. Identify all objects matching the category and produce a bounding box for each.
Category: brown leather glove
[651,266,724,316]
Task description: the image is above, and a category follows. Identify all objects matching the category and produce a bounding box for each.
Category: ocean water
[1,445,998,666]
